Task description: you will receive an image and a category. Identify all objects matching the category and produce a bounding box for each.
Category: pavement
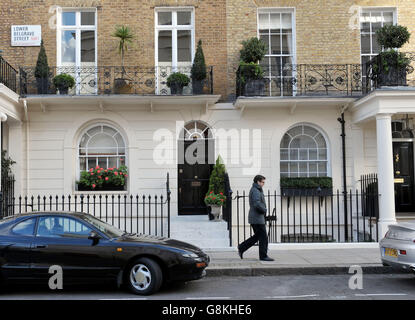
[203,245,407,276]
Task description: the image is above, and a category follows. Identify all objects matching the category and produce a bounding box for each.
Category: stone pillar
[0,112,8,191]
[376,114,396,238]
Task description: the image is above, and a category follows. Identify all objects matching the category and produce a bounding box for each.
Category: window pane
[62,30,76,63]
[270,13,280,33]
[291,136,315,148]
[372,34,381,53]
[81,12,95,25]
[80,157,86,170]
[280,134,290,148]
[158,30,172,62]
[361,33,371,54]
[12,218,36,236]
[318,161,327,173]
[271,35,281,54]
[98,157,107,168]
[280,162,288,173]
[309,161,317,172]
[289,162,299,175]
[280,149,289,160]
[281,13,292,33]
[178,30,191,62]
[299,162,307,173]
[360,12,370,33]
[260,35,270,54]
[177,11,191,25]
[383,12,394,26]
[290,149,298,160]
[281,34,292,54]
[88,134,117,154]
[103,126,117,136]
[62,12,76,26]
[309,149,318,160]
[303,126,318,137]
[37,217,91,238]
[371,12,382,32]
[114,133,125,148]
[158,12,172,25]
[315,134,326,148]
[258,13,269,29]
[81,30,95,62]
[108,157,117,168]
[88,158,97,169]
[299,149,308,160]
[318,149,327,160]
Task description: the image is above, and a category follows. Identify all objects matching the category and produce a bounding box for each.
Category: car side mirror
[88,231,101,245]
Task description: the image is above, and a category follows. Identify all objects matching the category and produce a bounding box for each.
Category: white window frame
[77,123,128,181]
[154,7,195,69]
[56,7,98,67]
[280,124,331,178]
[360,7,397,76]
[257,7,297,97]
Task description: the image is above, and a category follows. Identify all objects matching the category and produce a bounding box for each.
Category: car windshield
[80,214,124,238]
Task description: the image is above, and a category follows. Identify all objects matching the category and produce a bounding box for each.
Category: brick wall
[2,0,415,100]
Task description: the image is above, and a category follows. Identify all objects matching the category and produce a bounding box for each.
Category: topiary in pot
[372,25,412,87]
[167,72,190,94]
[34,40,50,94]
[191,39,207,94]
[237,37,267,96]
[53,73,75,94]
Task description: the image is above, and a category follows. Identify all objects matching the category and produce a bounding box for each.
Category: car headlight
[182,252,199,258]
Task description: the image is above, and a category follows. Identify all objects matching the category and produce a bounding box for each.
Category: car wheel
[126,257,163,295]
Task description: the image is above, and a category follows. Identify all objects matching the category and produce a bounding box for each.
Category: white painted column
[376,114,396,238]
[0,112,8,192]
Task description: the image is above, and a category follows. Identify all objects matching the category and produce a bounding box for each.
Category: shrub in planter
[34,40,50,94]
[76,165,128,191]
[280,177,333,196]
[237,37,267,96]
[167,72,190,94]
[191,40,207,94]
[372,25,412,86]
[205,157,227,221]
[53,73,75,94]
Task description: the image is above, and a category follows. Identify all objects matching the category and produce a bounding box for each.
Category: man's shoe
[260,256,274,262]
[237,245,244,259]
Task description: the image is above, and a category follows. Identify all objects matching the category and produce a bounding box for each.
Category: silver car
[380,222,415,274]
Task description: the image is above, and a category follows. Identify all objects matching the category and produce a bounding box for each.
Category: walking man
[237,175,274,261]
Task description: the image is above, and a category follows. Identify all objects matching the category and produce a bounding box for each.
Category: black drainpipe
[337,112,348,241]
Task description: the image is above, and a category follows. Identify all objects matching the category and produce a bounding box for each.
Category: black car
[0,212,209,295]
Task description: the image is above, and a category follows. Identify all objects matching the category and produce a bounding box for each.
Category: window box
[280,177,333,197]
[76,183,126,192]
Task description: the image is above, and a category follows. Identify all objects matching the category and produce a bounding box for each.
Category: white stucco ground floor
[2,86,415,245]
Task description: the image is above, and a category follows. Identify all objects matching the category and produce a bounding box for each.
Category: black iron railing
[236,63,365,97]
[0,56,18,93]
[1,174,15,217]
[0,174,172,238]
[231,189,379,245]
[19,65,214,97]
[360,174,379,219]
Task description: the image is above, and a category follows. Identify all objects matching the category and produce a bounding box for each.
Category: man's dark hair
[253,175,266,183]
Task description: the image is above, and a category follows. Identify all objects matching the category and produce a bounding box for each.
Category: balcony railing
[236,64,365,98]
[0,56,18,93]
[19,65,214,97]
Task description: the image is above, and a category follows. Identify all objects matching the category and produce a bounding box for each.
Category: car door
[0,217,36,280]
[31,215,118,283]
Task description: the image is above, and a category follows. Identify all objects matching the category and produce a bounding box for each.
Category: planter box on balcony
[244,79,265,96]
[376,66,408,87]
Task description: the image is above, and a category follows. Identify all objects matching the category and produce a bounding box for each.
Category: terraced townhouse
[0,0,415,247]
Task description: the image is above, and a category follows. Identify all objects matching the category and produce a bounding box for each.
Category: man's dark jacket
[248,183,267,225]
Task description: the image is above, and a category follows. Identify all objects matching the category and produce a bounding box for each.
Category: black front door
[393,141,415,212]
[178,139,213,215]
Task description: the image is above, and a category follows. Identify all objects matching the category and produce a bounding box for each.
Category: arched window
[78,124,126,172]
[179,121,213,140]
[280,124,329,177]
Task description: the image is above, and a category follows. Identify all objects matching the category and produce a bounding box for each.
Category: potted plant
[52,73,75,94]
[371,25,412,87]
[280,177,333,197]
[237,37,267,96]
[204,157,227,221]
[34,40,50,94]
[191,39,207,94]
[76,165,128,191]
[167,72,190,94]
[112,25,134,93]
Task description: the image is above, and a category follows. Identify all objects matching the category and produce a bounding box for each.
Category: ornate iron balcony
[19,65,214,97]
[236,63,366,97]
